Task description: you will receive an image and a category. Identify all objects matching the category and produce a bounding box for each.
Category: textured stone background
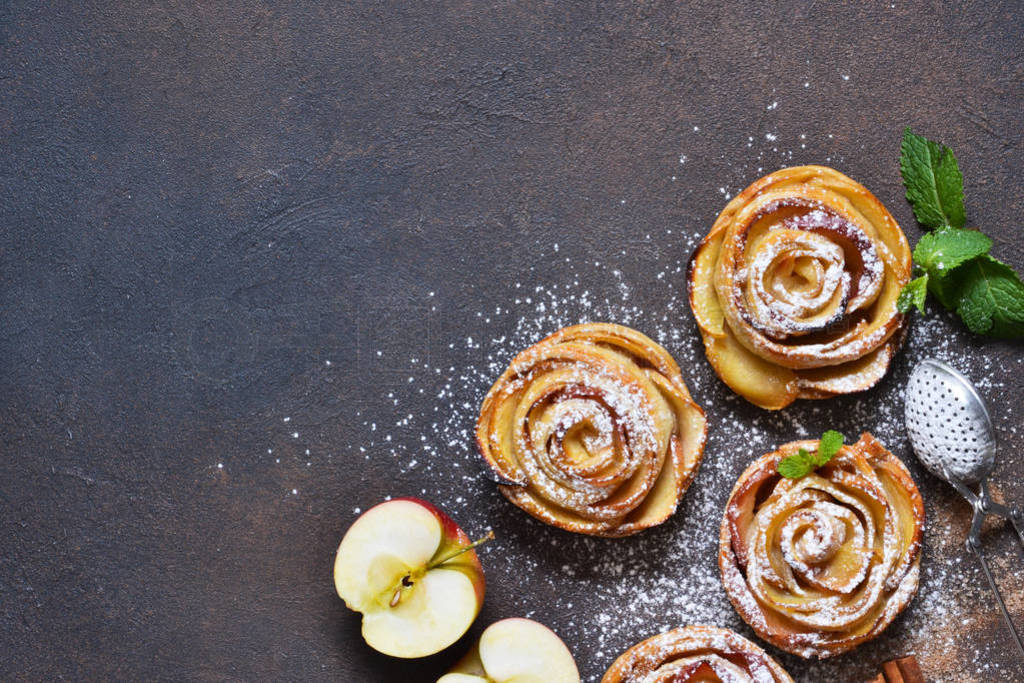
[2,1,1022,681]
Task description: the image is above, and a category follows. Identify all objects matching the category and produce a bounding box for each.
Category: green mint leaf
[778,448,814,479]
[816,430,845,465]
[955,255,1024,338]
[934,142,966,229]
[898,275,929,314]
[927,266,966,309]
[900,128,966,229]
[913,227,991,274]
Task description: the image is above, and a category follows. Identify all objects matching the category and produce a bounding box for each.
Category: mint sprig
[956,256,1024,338]
[777,430,845,479]
[899,128,965,229]
[913,227,991,273]
[896,129,1024,338]
[897,275,928,315]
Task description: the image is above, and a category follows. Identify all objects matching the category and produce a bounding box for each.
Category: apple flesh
[437,618,580,683]
[334,498,486,658]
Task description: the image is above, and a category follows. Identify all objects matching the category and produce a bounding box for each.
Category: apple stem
[427,530,495,569]
[385,531,495,608]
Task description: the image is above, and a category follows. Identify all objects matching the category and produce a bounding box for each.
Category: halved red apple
[333,498,487,658]
[438,617,580,683]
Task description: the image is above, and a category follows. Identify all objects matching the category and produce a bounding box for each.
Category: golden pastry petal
[477,323,707,537]
[601,624,793,682]
[688,165,912,409]
[719,433,925,658]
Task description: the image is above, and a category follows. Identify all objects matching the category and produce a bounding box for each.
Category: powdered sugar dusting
[269,206,1020,680]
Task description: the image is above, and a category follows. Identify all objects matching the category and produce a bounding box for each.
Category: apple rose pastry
[476,323,707,537]
[602,625,793,682]
[688,166,912,410]
[719,433,924,659]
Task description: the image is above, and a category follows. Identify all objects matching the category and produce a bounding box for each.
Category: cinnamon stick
[892,656,924,683]
[882,659,906,682]
[866,655,924,683]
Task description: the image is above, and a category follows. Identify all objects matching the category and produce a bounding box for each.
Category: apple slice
[438,618,580,683]
[334,498,488,658]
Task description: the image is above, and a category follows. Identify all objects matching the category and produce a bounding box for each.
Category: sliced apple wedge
[334,498,487,658]
[438,618,580,683]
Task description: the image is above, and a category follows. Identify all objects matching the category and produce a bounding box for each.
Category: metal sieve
[905,358,1024,658]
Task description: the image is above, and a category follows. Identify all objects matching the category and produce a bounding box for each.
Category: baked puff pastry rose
[476,323,707,537]
[688,166,912,410]
[719,433,924,659]
[602,625,793,683]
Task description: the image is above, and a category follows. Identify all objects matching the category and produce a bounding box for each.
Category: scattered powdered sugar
[262,157,1021,680]
[317,251,1018,679]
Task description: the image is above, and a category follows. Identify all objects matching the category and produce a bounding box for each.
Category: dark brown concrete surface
[2,1,1022,681]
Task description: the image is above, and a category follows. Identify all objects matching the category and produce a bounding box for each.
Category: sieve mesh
[904,359,996,484]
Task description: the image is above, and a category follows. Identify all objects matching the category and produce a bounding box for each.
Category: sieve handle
[950,474,1024,657]
[966,532,1024,659]
[978,479,1024,552]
